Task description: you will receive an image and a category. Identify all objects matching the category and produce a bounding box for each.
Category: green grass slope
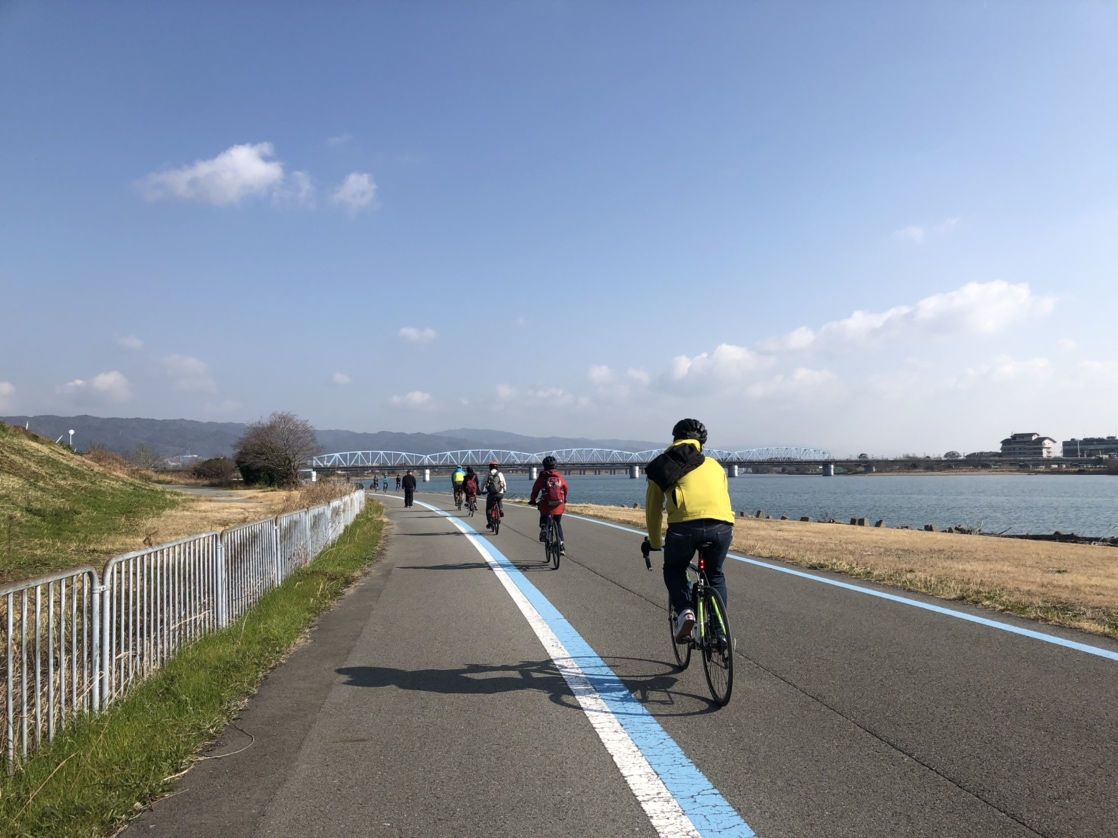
[0,422,181,585]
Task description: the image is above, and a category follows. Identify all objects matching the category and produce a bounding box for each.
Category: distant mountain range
[1,415,663,459]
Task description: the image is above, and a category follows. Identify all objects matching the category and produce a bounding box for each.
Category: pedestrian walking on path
[402,470,417,507]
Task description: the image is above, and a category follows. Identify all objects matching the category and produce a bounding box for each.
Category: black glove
[641,537,660,570]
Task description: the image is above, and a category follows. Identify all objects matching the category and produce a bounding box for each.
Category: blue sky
[2,2,1116,457]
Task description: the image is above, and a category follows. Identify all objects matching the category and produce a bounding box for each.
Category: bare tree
[234,412,320,487]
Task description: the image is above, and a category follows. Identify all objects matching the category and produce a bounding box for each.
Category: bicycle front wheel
[700,587,733,706]
[668,599,692,670]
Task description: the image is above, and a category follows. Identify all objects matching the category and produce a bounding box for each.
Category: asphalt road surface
[127,490,1118,837]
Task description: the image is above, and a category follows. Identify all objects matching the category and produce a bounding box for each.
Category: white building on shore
[1000,432,1057,458]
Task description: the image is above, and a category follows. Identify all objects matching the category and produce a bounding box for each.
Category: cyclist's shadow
[337,657,717,715]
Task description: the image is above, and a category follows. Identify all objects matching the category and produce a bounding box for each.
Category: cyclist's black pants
[538,512,565,542]
[663,519,732,614]
[486,494,504,521]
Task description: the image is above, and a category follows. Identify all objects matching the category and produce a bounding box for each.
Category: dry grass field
[566,503,1118,640]
[135,481,354,550]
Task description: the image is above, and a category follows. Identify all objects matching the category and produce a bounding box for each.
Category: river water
[488,473,1118,537]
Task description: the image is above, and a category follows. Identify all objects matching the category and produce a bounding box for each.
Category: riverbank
[565,503,1118,640]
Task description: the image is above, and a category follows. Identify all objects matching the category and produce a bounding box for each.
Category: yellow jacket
[645,439,734,549]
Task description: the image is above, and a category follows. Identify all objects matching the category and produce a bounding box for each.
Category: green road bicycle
[643,538,734,706]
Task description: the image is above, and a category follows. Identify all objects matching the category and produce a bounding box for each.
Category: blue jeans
[663,520,733,614]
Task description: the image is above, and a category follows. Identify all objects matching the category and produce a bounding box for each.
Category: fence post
[216,536,228,629]
[95,576,106,713]
[273,521,282,586]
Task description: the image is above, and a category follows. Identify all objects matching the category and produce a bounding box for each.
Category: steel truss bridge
[311,446,833,470]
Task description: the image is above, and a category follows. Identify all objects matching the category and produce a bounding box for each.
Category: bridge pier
[423,468,431,483]
[629,465,640,479]
[727,464,739,478]
[529,467,538,480]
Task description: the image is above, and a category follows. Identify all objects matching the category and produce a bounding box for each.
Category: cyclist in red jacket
[529,455,569,554]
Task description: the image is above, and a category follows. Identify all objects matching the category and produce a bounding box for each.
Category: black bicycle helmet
[542,455,557,470]
[671,418,708,445]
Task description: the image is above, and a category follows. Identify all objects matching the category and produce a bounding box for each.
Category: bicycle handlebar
[641,537,654,571]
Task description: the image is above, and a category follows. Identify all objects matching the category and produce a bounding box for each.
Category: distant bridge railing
[311,446,833,469]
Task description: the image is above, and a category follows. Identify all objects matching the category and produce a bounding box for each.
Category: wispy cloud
[746,367,838,398]
[117,335,143,351]
[390,391,434,410]
[330,172,377,213]
[0,381,14,409]
[327,133,353,148]
[159,355,217,392]
[760,280,1055,355]
[893,217,960,245]
[57,371,131,403]
[399,326,436,344]
[139,143,287,206]
[957,356,1054,388]
[332,372,351,385]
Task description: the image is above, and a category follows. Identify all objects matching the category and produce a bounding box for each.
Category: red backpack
[543,474,565,507]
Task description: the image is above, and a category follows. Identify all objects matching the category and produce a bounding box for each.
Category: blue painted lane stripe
[423,503,755,837]
[565,513,1118,664]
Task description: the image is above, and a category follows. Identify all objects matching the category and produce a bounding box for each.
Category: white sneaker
[673,609,696,644]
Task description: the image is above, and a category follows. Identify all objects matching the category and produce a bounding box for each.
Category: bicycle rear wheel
[668,599,692,669]
[550,522,561,569]
[700,587,733,706]
[490,505,500,534]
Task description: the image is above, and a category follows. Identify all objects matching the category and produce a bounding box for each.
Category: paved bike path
[127,491,1118,837]
[127,493,658,838]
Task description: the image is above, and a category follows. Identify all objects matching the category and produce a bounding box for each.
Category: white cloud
[1076,360,1118,384]
[57,371,131,403]
[274,170,316,208]
[399,327,436,344]
[763,281,1055,355]
[139,143,286,206]
[490,384,587,409]
[893,217,959,244]
[663,343,773,392]
[330,172,377,213]
[893,225,926,244]
[957,356,1054,388]
[332,372,351,385]
[1058,339,1079,352]
[327,133,354,148]
[746,367,838,398]
[390,391,435,410]
[587,365,651,401]
[0,381,14,409]
[588,365,614,386]
[117,335,143,351]
[159,355,217,392]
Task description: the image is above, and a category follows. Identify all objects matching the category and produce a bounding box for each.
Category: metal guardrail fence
[1,489,366,767]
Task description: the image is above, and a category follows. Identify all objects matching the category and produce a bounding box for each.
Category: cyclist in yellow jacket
[644,418,735,643]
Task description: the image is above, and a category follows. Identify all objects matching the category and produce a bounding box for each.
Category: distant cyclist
[643,419,734,643]
[483,461,506,530]
[452,464,466,506]
[462,466,480,512]
[529,455,569,554]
